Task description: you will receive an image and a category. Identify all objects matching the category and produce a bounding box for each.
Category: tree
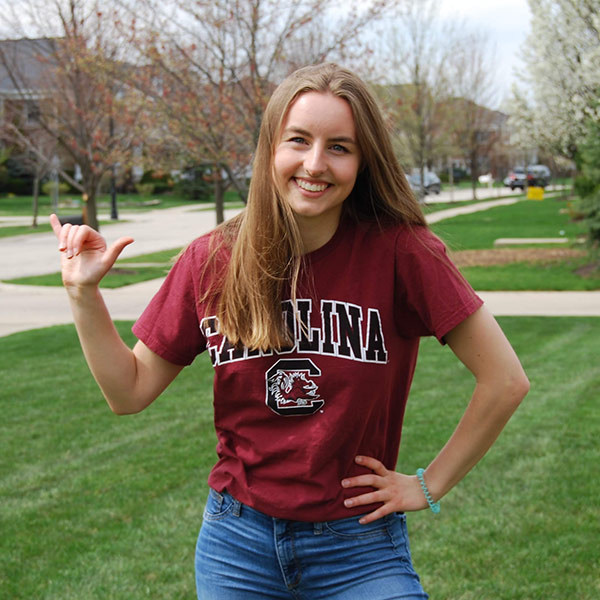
[446,31,500,200]
[374,0,456,191]
[120,0,402,222]
[0,0,148,230]
[509,1,600,249]
[574,115,600,254]
[509,0,600,159]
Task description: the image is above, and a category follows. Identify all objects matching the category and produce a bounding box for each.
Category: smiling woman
[48,62,529,600]
[273,92,362,252]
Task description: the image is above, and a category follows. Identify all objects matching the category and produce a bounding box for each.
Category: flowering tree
[509,0,600,159]
[508,1,600,252]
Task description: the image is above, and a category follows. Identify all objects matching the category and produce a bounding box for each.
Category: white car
[407,170,441,195]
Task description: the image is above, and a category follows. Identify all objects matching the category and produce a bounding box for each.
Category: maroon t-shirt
[133,218,483,521]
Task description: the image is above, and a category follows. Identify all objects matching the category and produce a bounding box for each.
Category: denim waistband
[207,487,401,535]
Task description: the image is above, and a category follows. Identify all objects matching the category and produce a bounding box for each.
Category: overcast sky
[438,0,532,106]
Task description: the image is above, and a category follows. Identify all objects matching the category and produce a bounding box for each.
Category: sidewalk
[1,193,598,338]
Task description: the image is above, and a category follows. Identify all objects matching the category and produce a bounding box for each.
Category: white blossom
[509,0,600,158]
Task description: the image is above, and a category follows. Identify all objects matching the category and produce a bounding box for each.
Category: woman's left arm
[422,305,530,500]
[342,306,530,523]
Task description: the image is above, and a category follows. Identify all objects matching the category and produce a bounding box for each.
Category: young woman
[50,63,529,599]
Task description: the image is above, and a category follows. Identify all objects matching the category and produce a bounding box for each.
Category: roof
[0,38,57,96]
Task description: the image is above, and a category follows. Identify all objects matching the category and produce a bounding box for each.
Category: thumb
[102,237,135,269]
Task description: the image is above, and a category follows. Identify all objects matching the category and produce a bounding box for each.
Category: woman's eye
[290,137,306,144]
[331,144,348,153]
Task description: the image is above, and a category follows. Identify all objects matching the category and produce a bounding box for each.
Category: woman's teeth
[296,179,328,192]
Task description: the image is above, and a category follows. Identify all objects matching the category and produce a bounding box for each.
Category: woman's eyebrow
[282,126,357,145]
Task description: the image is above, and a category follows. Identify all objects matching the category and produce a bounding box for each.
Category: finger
[49,214,62,239]
[71,225,98,257]
[344,489,385,509]
[355,455,389,476]
[65,225,81,258]
[357,504,395,525]
[102,237,135,269]
[58,222,72,252]
[341,474,382,489]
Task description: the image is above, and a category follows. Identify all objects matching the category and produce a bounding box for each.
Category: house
[0,38,57,130]
[0,38,77,195]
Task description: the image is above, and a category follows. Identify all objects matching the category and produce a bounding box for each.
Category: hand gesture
[341,456,429,524]
[50,214,134,291]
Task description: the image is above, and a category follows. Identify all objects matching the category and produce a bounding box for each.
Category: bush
[135,183,155,196]
[439,167,468,184]
[41,181,70,196]
[575,117,600,251]
[174,165,213,201]
[139,170,174,194]
[580,192,600,251]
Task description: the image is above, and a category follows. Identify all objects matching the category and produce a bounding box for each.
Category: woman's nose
[304,145,326,176]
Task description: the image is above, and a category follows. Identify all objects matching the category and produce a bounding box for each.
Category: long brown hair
[207,63,426,351]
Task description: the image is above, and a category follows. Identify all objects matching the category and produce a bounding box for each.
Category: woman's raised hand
[50,214,134,291]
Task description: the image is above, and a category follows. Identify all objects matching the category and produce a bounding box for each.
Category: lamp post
[109,115,118,220]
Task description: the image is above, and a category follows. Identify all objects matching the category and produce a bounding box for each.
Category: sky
[438,0,533,106]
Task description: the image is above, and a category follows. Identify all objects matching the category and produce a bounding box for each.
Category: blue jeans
[195,488,429,599]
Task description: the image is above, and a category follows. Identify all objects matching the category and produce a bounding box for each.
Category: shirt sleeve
[132,241,207,365]
[394,226,483,343]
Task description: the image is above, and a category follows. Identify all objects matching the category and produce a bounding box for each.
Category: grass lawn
[4,248,183,288]
[1,318,598,599]
[0,190,242,217]
[0,223,54,238]
[0,220,124,240]
[430,196,600,290]
[430,196,584,251]
[460,259,600,291]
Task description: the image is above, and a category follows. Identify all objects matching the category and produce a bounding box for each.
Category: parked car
[526,164,551,187]
[503,165,551,190]
[407,170,442,195]
[503,166,527,190]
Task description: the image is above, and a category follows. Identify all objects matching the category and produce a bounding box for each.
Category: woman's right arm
[51,215,184,414]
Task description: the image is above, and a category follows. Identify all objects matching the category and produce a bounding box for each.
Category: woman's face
[273,92,361,247]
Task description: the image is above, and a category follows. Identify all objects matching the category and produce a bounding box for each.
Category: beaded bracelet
[416,468,441,514]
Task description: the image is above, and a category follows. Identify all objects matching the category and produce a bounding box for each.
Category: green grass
[0,322,216,599]
[0,223,54,238]
[6,266,172,288]
[429,196,600,290]
[422,197,494,215]
[0,190,243,217]
[430,197,584,251]
[461,259,600,291]
[4,248,183,288]
[1,318,598,599]
[398,317,600,598]
[117,248,183,264]
[0,220,123,239]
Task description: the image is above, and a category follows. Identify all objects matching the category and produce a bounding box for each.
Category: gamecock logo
[265,359,324,416]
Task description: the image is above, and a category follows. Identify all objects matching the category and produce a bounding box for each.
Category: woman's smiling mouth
[295,178,330,193]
